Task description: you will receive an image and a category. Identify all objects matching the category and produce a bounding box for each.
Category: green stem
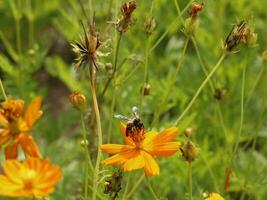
[233,61,247,157]
[90,66,103,200]
[80,112,93,200]
[174,53,226,126]
[101,32,122,98]
[152,37,189,125]
[146,176,159,200]
[122,173,131,200]
[15,18,22,55]
[0,79,8,101]
[188,162,193,200]
[126,174,145,199]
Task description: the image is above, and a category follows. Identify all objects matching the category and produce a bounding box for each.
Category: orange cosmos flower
[101,123,180,176]
[0,97,43,159]
[0,157,62,197]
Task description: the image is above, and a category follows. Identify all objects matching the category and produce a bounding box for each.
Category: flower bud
[80,139,88,147]
[180,141,199,162]
[69,92,87,111]
[140,83,151,96]
[184,127,193,138]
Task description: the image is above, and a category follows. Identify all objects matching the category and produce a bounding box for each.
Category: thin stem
[174,53,226,126]
[126,174,145,199]
[80,112,93,200]
[90,66,103,200]
[152,37,189,125]
[146,176,159,200]
[122,173,131,200]
[233,61,247,157]
[150,0,194,52]
[101,32,122,98]
[0,79,8,101]
[88,0,93,26]
[188,162,193,200]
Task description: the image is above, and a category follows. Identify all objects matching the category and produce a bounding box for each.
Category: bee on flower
[100,107,181,176]
[0,157,62,198]
[0,97,43,159]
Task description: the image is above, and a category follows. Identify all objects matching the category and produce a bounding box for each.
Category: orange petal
[24,97,43,128]
[101,144,135,154]
[0,175,22,197]
[102,149,137,166]
[123,150,145,171]
[120,123,135,145]
[0,130,11,146]
[0,113,8,128]
[2,160,24,184]
[5,138,19,159]
[142,151,160,176]
[144,142,181,157]
[153,127,178,143]
[19,133,42,158]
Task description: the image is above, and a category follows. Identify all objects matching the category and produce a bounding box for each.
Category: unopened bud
[69,92,87,111]
[140,83,151,96]
[184,127,193,138]
[180,141,199,162]
[80,139,88,147]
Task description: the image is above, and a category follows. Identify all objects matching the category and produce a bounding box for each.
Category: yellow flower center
[9,118,28,135]
[21,169,37,190]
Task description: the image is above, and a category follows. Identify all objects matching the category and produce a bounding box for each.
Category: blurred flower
[101,123,180,176]
[203,193,224,200]
[69,92,87,112]
[184,2,204,35]
[0,157,62,198]
[0,97,42,159]
[223,20,257,52]
[116,0,137,32]
[71,23,104,70]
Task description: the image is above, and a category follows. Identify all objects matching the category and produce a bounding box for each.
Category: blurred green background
[0,0,267,199]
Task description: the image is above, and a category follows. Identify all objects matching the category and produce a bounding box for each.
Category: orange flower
[101,123,180,176]
[0,157,62,198]
[0,97,43,159]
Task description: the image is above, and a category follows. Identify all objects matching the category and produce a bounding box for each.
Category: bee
[114,106,144,137]
[225,20,248,51]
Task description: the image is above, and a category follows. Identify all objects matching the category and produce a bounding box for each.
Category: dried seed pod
[144,16,156,35]
[140,83,151,96]
[116,0,137,33]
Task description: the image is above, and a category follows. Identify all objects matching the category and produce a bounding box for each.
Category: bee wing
[114,114,130,121]
[132,106,140,118]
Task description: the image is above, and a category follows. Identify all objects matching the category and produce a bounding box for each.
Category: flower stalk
[174,53,226,125]
[89,65,103,200]
[146,176,159,200]
[188,162,193,200]
[0,79,8,101]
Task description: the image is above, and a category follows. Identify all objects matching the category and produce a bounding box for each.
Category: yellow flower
[101,123,180,176]
[204,193,225,200]
[0,97,43,159]
[0,157,62,198]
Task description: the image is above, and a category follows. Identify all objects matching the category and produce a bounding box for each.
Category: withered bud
[104,169,123,200]
[140,83,151,96]
[116,0,137,33]
[144,16,156,35]
[180,141,199,162]
[188,2,204,19]
[213,88,227,100]
[184,2,204,35]
[69,92,87,111]
[184,127,193,138]
[223,20,257,52]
